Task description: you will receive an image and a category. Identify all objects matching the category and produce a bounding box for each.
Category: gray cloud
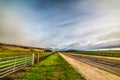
[91,40,120,49]
[99,26,120,40]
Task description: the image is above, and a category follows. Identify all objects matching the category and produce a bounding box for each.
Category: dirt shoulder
[59,53,120,80]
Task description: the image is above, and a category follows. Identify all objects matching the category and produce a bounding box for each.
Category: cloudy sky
[0,0,120,50]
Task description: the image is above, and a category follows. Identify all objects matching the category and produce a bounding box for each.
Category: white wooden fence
[0,54,35,78]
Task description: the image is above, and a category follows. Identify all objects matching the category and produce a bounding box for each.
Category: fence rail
[0,54,34,78]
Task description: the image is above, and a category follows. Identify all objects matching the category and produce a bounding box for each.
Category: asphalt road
[63,53,120,77]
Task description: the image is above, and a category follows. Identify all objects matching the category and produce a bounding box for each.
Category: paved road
[63,53,120,77]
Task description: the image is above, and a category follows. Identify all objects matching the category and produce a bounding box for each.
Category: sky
[0,0,120,50]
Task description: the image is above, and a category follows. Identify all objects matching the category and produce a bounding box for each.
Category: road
[59,53,120,80]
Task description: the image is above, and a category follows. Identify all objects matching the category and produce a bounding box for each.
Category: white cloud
[0,0,120,50]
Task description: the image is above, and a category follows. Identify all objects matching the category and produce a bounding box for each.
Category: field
[0,43,53,79]
[6,53,86,80]
[65,51,120,57]
[0,51,33,58]
[0,51,47,59]
[0,44,120,80]
[0,43,46,58]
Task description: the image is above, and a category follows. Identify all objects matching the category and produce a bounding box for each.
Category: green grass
[0,51,30,58]
[15,53,86,80]
[67,51,120,57]
[0,51,46,58]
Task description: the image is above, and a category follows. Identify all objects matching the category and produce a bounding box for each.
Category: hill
[0,43,45,52]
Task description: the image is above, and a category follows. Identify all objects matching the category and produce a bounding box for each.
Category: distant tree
[45,49,52,52]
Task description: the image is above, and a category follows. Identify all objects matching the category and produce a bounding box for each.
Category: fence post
[32,54,35,65]
[25,55,27,67]
[37,53,40,62]
[13,56,17,72]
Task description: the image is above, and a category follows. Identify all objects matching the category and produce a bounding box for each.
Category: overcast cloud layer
[0,0,120,50]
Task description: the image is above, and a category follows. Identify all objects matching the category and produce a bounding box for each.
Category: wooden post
[25,55,27,67]
[37,53,39,62]
[13,56,17,72]
[32,54,35,65]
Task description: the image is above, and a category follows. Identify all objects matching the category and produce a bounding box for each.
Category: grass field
[0,43,46,58]
[0,51,31,58]
[11,53,85,80]
[0,51,47,59]
[66,51,120,57]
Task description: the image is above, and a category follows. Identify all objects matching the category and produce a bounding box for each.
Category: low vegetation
[12,53,85,80]
[0,43,45,52]
[0,51,45,58]
[65,51,120,57]
[0,43,53,58]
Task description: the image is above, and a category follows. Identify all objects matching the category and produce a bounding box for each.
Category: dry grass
[0,43,45,52]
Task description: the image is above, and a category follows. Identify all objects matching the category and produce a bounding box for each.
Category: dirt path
[59,53,120,80]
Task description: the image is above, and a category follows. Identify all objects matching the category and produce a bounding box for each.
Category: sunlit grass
[0,51,48,61]
[68,51,120,57]
[15,53,86,80]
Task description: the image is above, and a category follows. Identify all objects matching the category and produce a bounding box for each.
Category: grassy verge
[14,53,86,80]
[64,51,120,57]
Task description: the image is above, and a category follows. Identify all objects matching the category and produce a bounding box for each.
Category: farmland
[64,51,120,57]
[0,43,120,80]
[5,53,86,80]
[0,43,47,58]
[0,43,85,80]
[0,51,53,78]
[0,43,54,79]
